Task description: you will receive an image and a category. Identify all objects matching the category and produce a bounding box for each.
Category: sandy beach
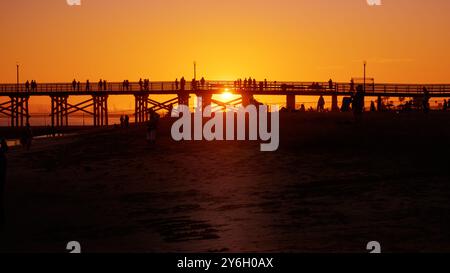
[1,112,450,253]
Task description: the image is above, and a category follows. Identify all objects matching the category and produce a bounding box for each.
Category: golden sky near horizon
[1,0,450,85]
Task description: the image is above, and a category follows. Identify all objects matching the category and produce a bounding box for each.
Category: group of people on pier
[25,80,38,91]
[174,77,207,91]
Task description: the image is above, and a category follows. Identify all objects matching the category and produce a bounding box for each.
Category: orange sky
[1,0,450,85]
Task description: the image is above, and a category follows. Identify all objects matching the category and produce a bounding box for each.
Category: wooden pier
[1,80,449,128]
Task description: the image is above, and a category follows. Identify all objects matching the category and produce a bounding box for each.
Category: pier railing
[1,81,450,96]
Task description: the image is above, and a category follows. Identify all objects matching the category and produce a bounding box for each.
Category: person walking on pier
[0,137,8,230]
[98,79,103,91]
[191,79,197,91]
[350,79,355,92]
[72,79,77,91]
[328,79,333,91]
[86,80,90,91]
[25,80,30,92]
[180,77,186,91]
[175,78,179,90]
[200,77,206,89]
[30,80,37,91]
[139,78,143,91]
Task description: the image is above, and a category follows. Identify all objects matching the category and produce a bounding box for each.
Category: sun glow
[221,89,233,101]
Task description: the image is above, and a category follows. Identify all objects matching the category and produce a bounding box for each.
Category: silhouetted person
[175,78,179,90]
[31,80,37,91]
[328,79,333,90]
[125,115,130,128]
[98,79,103,91]
[77,81,81,91]
[25,81,30,92]
[146,110,160,144]
[20,123,33,151]
[200,77,205,89]
[353,85,365,120]
[180,77,186,91]
[370,101,376,112]
[377,96,383,112]
[139,78,143,91]
[72,79,77,91]
[350,79,355,92]
[120,115,125,128]
[86,80,90,91]
[317,95,325,112]
[0,137,7,229]
[300,104,306,112]
[264,79,268,89]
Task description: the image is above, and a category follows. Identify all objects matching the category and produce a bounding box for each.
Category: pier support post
[50,95,69,127]
[134,94,149,125]
[93,95,109,127]
[178,93,190,108]
[286,94,296,111]
[331,93,339,112]
[9,96,30,128]
[242,93,254,107]
[198,93,212,110]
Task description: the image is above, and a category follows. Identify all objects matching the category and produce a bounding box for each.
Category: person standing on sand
[125,115,130,128]
[147,110,160,144]
[20,123,33,151]
[120,115,124,128]
[353,85,365,121]
[317,95,325,112]
[0,137,8,229]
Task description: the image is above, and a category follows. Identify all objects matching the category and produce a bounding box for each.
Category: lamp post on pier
[16,62,20,91]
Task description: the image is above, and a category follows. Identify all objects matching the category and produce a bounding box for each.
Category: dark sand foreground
[1,112,450,253]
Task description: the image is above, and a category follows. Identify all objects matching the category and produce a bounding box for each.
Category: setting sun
[221,89,233,101]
